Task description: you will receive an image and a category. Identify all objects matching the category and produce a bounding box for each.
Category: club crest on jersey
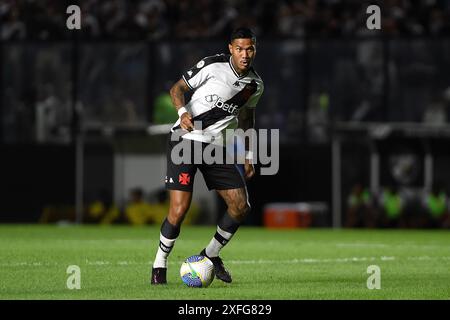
[232,81,240,87]
[205,94,219,103]
[196,60,205,68]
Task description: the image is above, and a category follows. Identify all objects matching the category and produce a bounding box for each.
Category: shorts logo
[179,173,191,185]
[165,176,174,183]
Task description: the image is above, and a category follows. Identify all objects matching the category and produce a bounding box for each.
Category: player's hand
[180,112,194,131]
[244,160,255,180]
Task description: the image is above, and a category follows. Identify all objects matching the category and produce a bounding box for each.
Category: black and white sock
[153,218,180,269]
[205,212,241,258]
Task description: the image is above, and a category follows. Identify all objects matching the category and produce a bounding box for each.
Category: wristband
[177,107,187,117]
[245,151,254,160]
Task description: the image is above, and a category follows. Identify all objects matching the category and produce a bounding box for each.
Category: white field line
[1,256,450,268]
[17,239,448,250]
[334,242,450,249]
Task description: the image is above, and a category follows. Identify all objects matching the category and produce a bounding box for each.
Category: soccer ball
[180,255,215,288]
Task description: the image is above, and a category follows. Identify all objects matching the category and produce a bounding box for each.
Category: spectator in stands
[148,188,200,225]
[306,91,329,143]
[2,0,450,40]
[422,182,450,229]
[345,183,376,228]
[152,82,178,125]
[125,187,155,225]
[423,87,450,126]
[125,187,200,225]
[1,4,26,39]
[86,190,120,224]
[379,186,406,228]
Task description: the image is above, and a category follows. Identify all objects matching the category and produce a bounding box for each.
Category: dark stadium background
[1,0,450,229]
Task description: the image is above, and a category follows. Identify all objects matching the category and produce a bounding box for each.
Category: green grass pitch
[0,225,449,299]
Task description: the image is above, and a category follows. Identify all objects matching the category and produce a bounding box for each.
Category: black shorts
[165,136,246,192]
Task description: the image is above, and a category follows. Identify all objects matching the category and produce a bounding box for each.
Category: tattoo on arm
[169,78,191,111]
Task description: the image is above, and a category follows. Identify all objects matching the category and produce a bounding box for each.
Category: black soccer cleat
[200,249,232,283]
[151,267,167,285]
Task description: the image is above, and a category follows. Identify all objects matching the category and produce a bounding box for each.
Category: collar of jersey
[228,56,250,79]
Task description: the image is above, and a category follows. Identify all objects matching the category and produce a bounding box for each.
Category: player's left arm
[238,106,255,131]
[238,106,256,180]
[239,79,263,180]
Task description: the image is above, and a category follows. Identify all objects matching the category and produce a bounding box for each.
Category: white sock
[205,226,234,257]
[153,233,177,268]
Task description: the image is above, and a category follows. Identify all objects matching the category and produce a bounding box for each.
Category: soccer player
[151,27,264,285]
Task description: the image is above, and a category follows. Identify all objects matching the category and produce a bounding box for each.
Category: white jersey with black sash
[171,54,264,145]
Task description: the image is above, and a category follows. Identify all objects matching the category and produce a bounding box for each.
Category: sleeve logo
[196,60,205,68]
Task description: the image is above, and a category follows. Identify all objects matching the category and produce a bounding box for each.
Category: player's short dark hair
[230,27,256,44]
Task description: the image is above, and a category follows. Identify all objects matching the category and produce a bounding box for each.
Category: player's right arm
[169,78,194,131]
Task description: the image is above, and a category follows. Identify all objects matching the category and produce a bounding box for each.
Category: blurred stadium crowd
[345,182,450,229]
[1,0,450,40]
[2,0,450,228]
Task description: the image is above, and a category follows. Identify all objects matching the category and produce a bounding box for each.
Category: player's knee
[241,202,251,215]
[168,203,190,225]
[230,201,251,220]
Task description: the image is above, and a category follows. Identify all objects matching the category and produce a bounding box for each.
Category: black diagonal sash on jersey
[173,80,258,131]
